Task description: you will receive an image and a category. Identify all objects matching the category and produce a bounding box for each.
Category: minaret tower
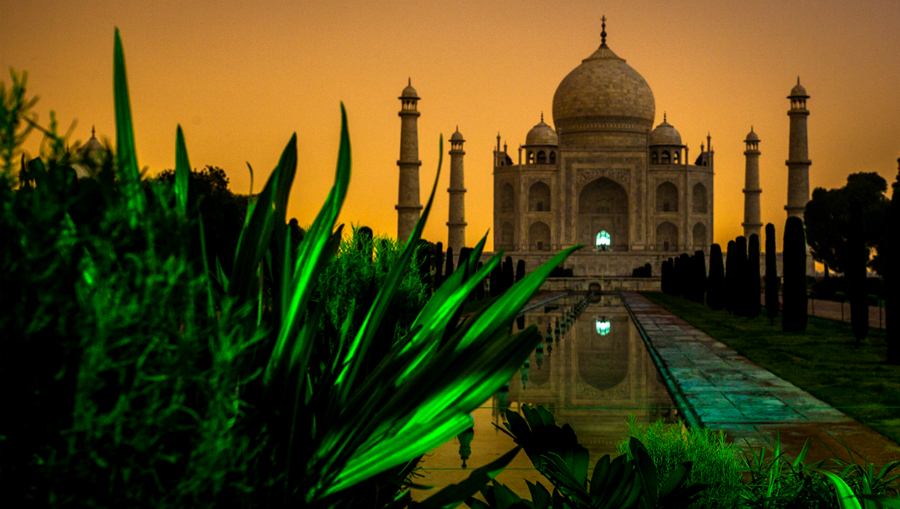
[742,126,762,239]
[396,78,423,244]
[447,127,467,254]
[785,77,811,220]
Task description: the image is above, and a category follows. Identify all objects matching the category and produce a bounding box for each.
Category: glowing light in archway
[596,231,611,249]
[595,316,610,336]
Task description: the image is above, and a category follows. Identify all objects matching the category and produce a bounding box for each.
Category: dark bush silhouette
[503,256,514,292]
[733,236,747,316]
[747,234,762,319]
[434,241,444,288]
[516,259,525,283]
[476,261,485,300]
[679,253,691,299]
[765,223,780,324]
[888,161,900,364]
[691,250,707,304]
[783,216,808,332]
[708,244,725,311]
[445,245,455,281]
[848,200,868,346]
[490,259,503,298]
[724,240,737,313]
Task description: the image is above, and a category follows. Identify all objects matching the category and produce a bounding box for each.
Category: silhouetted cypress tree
[660,259,669,294]
[458,247,473,274]
[644,262,652,277]
[490,260,502,298]
[516,259,525,283]
[747,234,761,319]
[445,245,455,281]
[724,240,736,313]
[679,253,691,299]
[849,200,868,346]
[734,236,747,316]
[708,244,725,311]
[693,250,707,304]
[765,223,780,324]
[476,261,485,300]
[783,216,808,332]
[672,256,682,296]
[888,160,900,364]
[503,256,514,291]
[434,241,444,288]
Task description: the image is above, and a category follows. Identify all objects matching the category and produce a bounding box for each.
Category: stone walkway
[621,291,900,473]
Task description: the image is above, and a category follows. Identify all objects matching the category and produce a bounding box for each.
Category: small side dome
[450,127,465,141]
[789,77,808,98]
[400,78,419,99]
[745,126,759,142]
[649,115,682,146]
[79,126,105,157]
[525,114,558,146]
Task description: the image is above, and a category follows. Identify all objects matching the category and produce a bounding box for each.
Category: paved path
[622,291,900,473]
[762,293,887,329]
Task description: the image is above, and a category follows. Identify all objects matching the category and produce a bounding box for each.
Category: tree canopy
[805,172,890,275]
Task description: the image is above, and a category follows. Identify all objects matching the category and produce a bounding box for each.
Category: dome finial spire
[663,112,666,123]
[92,125,96,138]
[601,15,607,46]
[541,111,544,122]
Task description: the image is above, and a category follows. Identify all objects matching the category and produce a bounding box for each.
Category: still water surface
[410,293,684,501]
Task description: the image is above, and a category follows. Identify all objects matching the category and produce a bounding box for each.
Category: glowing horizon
[3,0,898,254]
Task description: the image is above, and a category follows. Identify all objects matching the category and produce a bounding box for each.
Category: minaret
[785,77,811,220]
[742,126,762,239]
[447,127,467,254]
[396,79,423,244]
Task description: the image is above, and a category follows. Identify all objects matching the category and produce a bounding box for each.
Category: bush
[765,223,779,323]
[746,234,761,319]
[708,245,725,311]
[783,216,808,332]
[724,240,737,313]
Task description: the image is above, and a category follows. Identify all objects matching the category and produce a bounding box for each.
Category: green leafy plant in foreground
[3,27,587,509]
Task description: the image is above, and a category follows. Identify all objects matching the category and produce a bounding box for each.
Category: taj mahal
[394,17,813,280]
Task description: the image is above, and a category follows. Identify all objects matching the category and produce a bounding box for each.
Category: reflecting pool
[410,293,684,501]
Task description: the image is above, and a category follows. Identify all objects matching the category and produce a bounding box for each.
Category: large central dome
[552,39,655,135]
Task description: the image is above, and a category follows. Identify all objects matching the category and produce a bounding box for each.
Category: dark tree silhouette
[458,247,473,273]
[765,223,780,325]
[692,250,707,304]
[661,259,670,294]
[516,259,525,283]
[849,200,868,347]
[724,240,737,313]
[444,245,455,282]
[678,253,691,299]
[708,244,725,311]
[434,242,444,288]
[887,159,900,364]
[783,216,808,332]
[476,261,485,300]
[490,259,503,298]
[672,256,682,297]
[746,234,762,319]
[503,256,514,292]
[805,172,890,275]
[733,236,747,316]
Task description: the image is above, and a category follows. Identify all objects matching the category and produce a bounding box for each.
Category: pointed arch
[528,181,551,212]
[500,182,515,213]
[656,182,678,212]
[692,183,708,213]
[529,221,551,251]
[656,222,678,251]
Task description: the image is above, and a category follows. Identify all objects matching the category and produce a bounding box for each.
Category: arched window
[549,151,556,164]
[500,183,515,213]
[674,152,681,164]
[501,222,515,249]
[651,152,659,164]
[529,221,551,251]
[596,230,611,251]
[527,151,535,164]
[656,222,678,251]
[661,150,671,164]
[656,182,678,213]
[692,222,707,252]
[692,183,708,213]
[528,181,551,212]
[536,150,546,164]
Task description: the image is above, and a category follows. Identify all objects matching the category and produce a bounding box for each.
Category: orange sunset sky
[2,0,899,253]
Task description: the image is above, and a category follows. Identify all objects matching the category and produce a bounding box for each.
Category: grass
[639,291,900,448]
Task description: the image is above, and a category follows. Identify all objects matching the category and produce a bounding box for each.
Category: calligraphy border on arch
[574,167,631,189]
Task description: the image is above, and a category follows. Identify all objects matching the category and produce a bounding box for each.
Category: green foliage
[707,245,725,312]
[805,172,891,275]
[2,28,587,509]
[765,224,780,324]
[746,234,761,319]
[468,405,711,509]
[783,216,809,332]
[1,68,39,179]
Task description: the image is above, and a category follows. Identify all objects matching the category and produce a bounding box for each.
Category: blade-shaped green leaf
[174,125,190,218]
[112,28,146,225]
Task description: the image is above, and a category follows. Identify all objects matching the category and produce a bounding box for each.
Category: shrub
[783,216,808,332]
[733,236,747,316]
[746,234,761,319]
[849,200,869,345]
[765,223,780,323]
[708,244,725,311]
[724,240,736,313]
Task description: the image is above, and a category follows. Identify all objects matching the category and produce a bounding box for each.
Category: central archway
[578,177,629,251]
